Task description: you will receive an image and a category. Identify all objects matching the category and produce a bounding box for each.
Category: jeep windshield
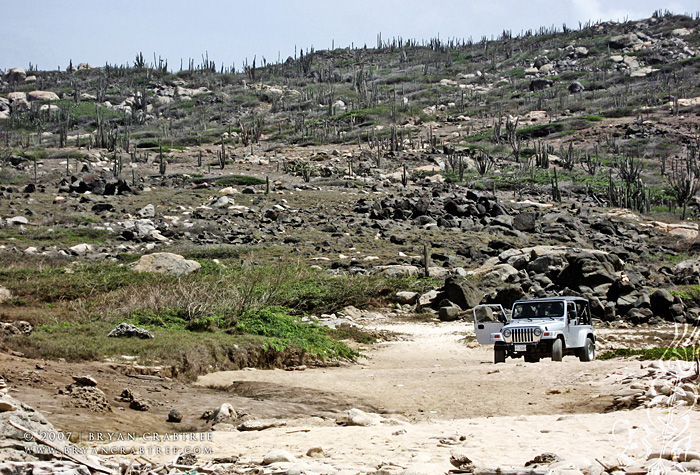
[512,301,564,319]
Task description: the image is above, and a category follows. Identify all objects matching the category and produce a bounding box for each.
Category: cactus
[159,145,166,176]
[551,168,561,203]
[423,243,430,278]
[402,164,408,188]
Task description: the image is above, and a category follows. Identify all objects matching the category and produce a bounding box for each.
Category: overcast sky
[1,0,698,72]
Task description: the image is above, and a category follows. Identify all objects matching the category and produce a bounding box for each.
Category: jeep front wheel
[579,337,595,362]
[494,348,506,364]
[551,339,563,362]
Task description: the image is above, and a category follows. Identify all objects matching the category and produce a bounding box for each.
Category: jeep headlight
[502,329,511,338]
[534,328,542,337]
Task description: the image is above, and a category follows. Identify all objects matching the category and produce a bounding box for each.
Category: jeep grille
[511,328,536,343]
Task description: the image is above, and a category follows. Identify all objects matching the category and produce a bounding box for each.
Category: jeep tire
[552,338,563,362]
[579,337,595,362]
[494,348,506,364]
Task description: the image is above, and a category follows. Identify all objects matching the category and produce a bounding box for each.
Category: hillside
[1,11,700,374]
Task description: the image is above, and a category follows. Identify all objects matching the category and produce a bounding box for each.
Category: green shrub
[599,346,700,361]
[233,306,359,359]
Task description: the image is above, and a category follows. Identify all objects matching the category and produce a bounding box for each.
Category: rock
[107,323,154,339]
[346,408,383,426]
[132,253,201,275]
[513,212,537,232]
[0,287,12,304]
[437,276,484,310]
[529,79,553,91]
[3,68,27,83]
[375,265,420,277]
[69,243,94,256]
[450,452,475,470]
[0,321,33,337]
[306,447,325,458]
[527,255,566,276]
[672,28,692,36]
[27,91,60,101]
[262,449,297,465]
[0,462,90,475]
[62,383,111,413]
[7,217,28,225]
[557,252,618,289]
[129,399,150,411]
[395,291,419,305]
[439,304,461,321]
[417,290,439,309]
[526,452,561,466]
[574,46,589,57]
[0,401,17,412]
[176,454,197,466]
[237,420,286,431]
[568,81,585,93]
[650,289,675,321]
[484,264,519,282]
[209,403,237,423]
[609,33,641,49]
[136,204,155,218]
[71,375,97,387]
[167,409,182,423]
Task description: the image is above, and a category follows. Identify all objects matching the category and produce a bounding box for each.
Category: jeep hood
[504,318,566,330]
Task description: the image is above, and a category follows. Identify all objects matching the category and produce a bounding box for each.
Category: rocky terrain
[2,9,700,475]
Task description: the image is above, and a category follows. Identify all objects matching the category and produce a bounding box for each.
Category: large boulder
[557,251,620,290]
[649,289,676,322]
[0,394,71,462]
[436,276,484,310]
[513,212,537,232]
[2,68,27,83]
[107,323,154,339]
[529,79,553,91]
[609,33,641,50]
[673,257,700,284]
[133,253,201,275]
[27,91,60,102]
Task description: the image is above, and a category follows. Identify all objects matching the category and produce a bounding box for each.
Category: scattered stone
[167,409,183,423]
[71,375,97,387]
[346,408,384,426]
[306,447,325,458]
[136,204,155,218]
[0,321,32,336]
[0,462,90,475]
[526,453,562,466]
[450,451,475,471]
[207,403,237,423]
[237,420,287,431]
[395,291,419,305]
[129,399,150,411]
[60,383,111,413]
[132,253,201,275]
[262,449,297,465]
[107,323,154,339]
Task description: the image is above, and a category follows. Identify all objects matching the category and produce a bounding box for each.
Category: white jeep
[473,296,595,364]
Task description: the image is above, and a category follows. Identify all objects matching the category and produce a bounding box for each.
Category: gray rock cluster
[612,361,700,410]
[107,323,154,339]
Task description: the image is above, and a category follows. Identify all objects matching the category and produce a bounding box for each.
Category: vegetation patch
[598,346,700,361]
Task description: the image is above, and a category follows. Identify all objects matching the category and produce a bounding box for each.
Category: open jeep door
[473,304,508,345]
